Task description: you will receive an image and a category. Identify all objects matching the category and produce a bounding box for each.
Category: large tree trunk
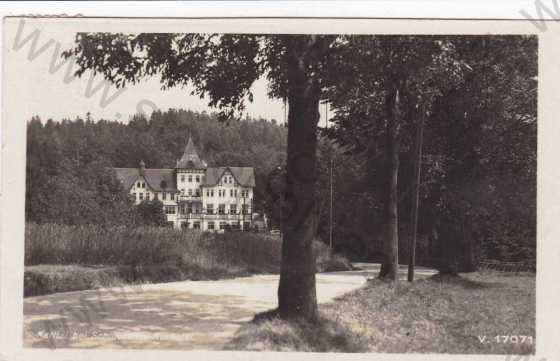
[379,89,401,281]
[277,36,322,321]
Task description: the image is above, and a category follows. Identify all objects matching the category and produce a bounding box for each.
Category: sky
[9,21,328,125]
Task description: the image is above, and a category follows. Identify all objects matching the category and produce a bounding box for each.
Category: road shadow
[24,287,271,349]
[426,273,505,289]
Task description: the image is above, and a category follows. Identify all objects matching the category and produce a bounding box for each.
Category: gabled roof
[114,168,178,192]
[176,136,206,169]
[202,167,256,187]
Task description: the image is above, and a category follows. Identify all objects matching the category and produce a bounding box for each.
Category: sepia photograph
[1,14,553,360]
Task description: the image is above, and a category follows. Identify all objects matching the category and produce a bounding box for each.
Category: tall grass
[26,223,349,272]
[26,223,282,272]
[25,223,353,296]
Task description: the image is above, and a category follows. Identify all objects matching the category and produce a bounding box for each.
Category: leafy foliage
[134,199,167,226]
[322,35,537,269]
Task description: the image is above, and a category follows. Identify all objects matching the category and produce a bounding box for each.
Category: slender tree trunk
[379,89,401,281]
[407,110,424,282]
[277,36,323,321]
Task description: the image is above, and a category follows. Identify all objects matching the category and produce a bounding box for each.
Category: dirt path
[23,264,436,350]
[24,272,366,349]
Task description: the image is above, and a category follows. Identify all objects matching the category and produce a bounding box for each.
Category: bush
[314,242,354,272]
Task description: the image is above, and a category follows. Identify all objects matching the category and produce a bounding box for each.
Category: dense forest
[26,109,286,225]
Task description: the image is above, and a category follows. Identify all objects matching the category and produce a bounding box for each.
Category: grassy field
[227,271,535,354]
[25,223,351,296]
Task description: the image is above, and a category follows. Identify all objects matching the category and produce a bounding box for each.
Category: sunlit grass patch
[225,312,368,352]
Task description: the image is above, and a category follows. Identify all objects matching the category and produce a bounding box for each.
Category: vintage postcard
[1,9,559,361]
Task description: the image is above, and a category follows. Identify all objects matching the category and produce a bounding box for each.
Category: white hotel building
[115,137,255,231]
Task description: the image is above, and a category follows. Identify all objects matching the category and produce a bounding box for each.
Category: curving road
[23,263,436,350]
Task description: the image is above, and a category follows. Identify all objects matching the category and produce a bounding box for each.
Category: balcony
[177,194,202,203]
[177,212,250,221]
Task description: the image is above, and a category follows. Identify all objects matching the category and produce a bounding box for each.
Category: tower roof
[176,136,206,169]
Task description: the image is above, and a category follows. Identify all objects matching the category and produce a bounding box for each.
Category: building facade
[115,137,255,231]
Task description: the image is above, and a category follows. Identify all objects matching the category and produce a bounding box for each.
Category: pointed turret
[176,136,206,169]
[139,160,146,176]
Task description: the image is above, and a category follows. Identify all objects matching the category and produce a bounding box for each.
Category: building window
[206,204,214,214]
[219,222,227,230]
[165,205,176,214]
[139,193,144,201]
[211,189,214,197]
[230,204,237,214]
[133,193,137,200]
[162,192,167,200]
[188,175,192,182]
[208,221,215,230]
[206,189,209,197]
[218,204,226,214]
[170,193,175,200]
[230,189,234,197]
[242,204,249,215]
[188,189,192,196]
[193,222,201,230]
[235,189,238,197]
[181,175,185,182]
[154,193,159,200]
[195,175,200,182]
[195,189,200,197]
[137,181,141,188]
